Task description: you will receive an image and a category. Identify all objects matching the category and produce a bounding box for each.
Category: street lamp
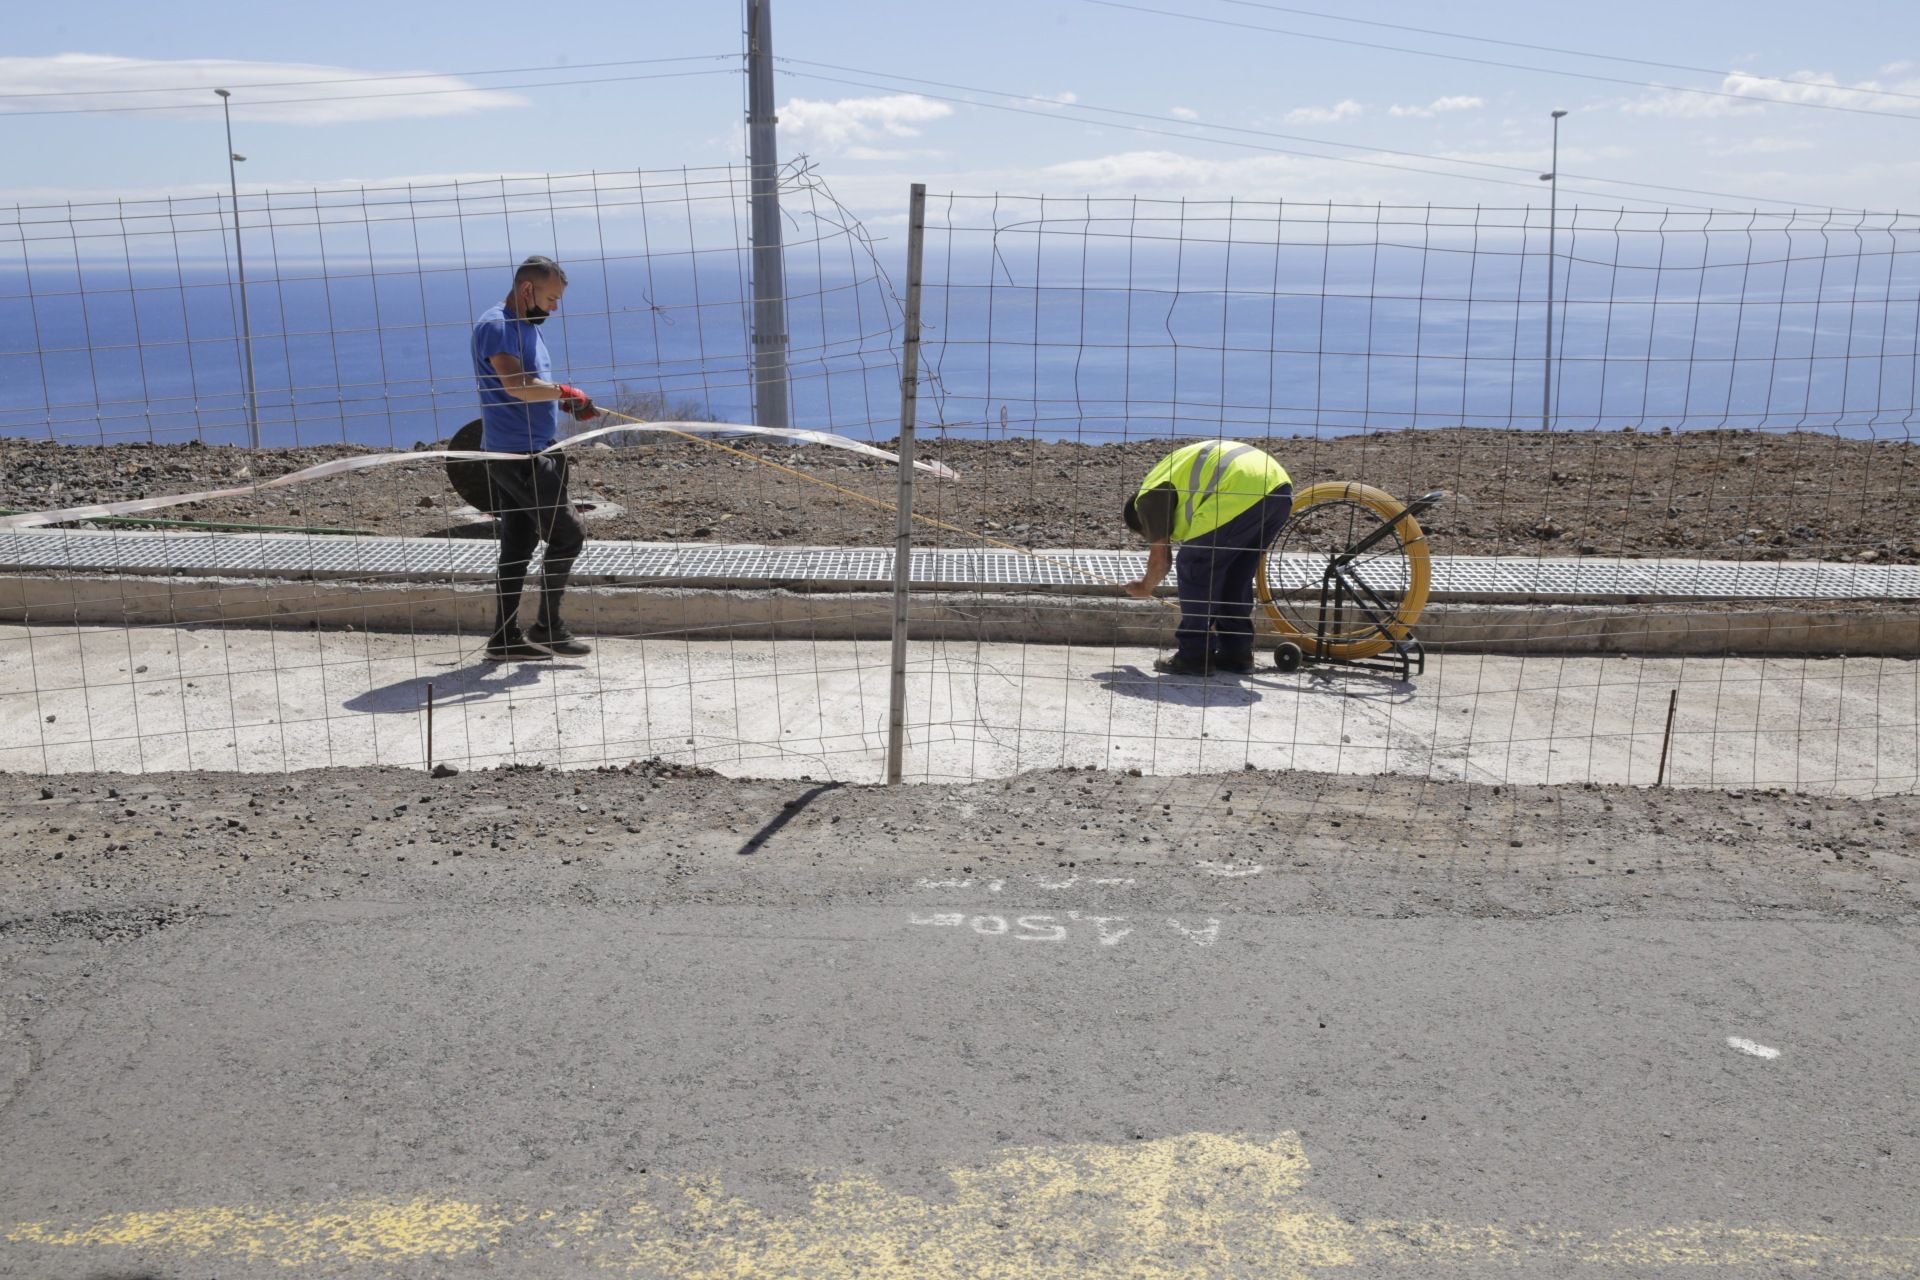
[1540,109,1567,432]
[215,88,260,455]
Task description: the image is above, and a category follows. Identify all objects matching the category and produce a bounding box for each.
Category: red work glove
[555,384,598,421]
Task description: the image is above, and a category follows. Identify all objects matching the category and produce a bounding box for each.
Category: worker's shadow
[1091,665,1263,708]
[342,657,574,715]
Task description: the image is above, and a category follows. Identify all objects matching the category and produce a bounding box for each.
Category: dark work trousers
[485,453,585,640]
[1172,484,1294,663]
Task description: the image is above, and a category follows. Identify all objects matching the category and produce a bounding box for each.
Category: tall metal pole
[215,89,261,455]
[744,0,791,432]
[1540,108,1567,432]
[884,184,927,785]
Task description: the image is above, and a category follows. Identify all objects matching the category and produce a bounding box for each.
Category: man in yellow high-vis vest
[1122,440,1293,676]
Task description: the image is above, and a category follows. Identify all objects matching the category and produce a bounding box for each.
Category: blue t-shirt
[472,302,559,452]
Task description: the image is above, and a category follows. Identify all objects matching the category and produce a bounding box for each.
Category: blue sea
[4,226,1917,450]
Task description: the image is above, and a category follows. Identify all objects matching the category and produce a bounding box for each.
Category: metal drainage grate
[1,527,1916,602]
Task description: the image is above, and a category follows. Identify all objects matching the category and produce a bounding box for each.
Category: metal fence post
[215,89,261,455]
[1540,108,1566,431]
[885,183,927,785]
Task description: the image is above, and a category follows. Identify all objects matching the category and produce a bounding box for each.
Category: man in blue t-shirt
[470,255,600,661]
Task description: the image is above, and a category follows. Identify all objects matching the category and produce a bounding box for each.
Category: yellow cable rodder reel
[1254,482,1443,676]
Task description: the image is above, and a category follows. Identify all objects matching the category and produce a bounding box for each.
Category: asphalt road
[2,767,1917,1277]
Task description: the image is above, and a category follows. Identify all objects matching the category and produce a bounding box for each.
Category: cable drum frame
[1255,482,1446,682]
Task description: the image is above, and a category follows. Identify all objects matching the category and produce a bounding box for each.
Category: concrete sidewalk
[2,623,1913,794]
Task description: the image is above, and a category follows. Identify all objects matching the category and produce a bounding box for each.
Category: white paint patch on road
[906,911,1220,947]
[909,873,1216,950]
[1197,861,1264,877]
[1166,918,1222,947]
[918,874,1135,891]
[1071,913,1133,946]
[1727,1036,1782,1059]
[1014,915,1067,942]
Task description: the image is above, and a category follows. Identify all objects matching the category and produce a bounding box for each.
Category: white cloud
[1620,87,1764,119]
[840,144,944,162]
[777,93,954,154]
[1038,148,1328,197]
[0,54,525,124]
[1042,150,1218,189]
[1709,135,1817,156]
[1724,69,1920,109]
[1282,99,1364,124]
[1034,91,1080,109]
[1169,105,1200,121]
[1622,68,1920,118]
[0,170,633,209]
[1389,95,1485,118]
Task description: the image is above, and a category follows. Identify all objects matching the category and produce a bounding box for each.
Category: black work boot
[1152,652,1212,677]
[1211,648,1257,675]
[485,627,554,662]
[527,620,592,657]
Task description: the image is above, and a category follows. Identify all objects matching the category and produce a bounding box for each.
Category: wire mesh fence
[1,164,917,781]
[2,161,902,448]
[896,194,1919,792]
[2,179,1916,793]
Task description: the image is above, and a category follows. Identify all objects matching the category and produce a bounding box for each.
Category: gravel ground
[3,762,1916,925]
[3,428,1916,562]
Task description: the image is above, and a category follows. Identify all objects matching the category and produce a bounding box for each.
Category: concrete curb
[4,573,1917,657]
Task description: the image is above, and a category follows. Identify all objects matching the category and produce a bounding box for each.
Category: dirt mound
[3,428,1915,563]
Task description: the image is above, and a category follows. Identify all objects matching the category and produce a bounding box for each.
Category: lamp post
[1539,109,1567,432]
[215,88,260,455]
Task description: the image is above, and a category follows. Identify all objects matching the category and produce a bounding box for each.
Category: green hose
[0,508,374,536]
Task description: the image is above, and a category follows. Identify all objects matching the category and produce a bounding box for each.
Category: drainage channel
[1,527,1917,603]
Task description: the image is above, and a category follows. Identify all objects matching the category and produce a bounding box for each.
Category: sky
[2,0,1918,220]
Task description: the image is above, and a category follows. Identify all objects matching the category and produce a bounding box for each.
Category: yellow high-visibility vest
[1136,441,1291,541]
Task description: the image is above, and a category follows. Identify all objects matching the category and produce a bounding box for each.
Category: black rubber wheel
[1273,641,1304,673]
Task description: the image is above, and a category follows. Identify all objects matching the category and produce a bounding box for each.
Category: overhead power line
[779,58,1864,212]
[1085,0,1920,123]
[1211,0,1920,106]
[778,67,1745,213]
[0,54,735,101]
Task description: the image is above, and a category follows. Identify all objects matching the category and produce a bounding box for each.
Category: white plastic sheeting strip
[0,420,955,532]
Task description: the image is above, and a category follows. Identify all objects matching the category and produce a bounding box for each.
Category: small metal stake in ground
[425,682,435,775]
[1655,687,1678,786]
[885,184,928,785]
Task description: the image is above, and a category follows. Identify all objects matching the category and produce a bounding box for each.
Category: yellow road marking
[8,1132,1918,1276]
